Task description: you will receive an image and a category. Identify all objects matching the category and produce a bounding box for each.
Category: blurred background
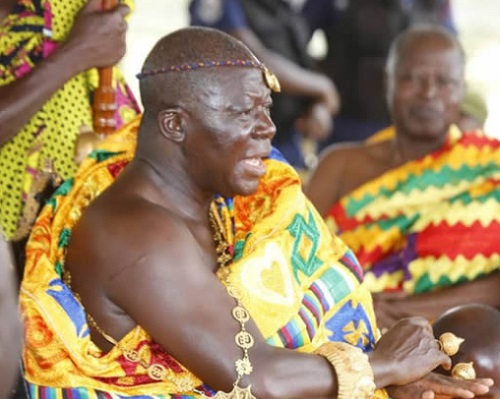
[122,0,500,138]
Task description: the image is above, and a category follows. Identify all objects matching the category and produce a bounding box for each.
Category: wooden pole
[92,0,119,136]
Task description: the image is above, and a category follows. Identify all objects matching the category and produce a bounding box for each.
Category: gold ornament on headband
[263,66,281,93]
[452,362,476,380]
[437,332,464,356]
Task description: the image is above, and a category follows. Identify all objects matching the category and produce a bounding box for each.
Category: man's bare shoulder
[306,139,393,211]
[318,140,385,165]
[67,189,193,279]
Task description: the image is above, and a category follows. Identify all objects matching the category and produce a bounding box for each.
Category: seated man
[433,304,500,398]
[20,27,492,398]
[0,234,21,399]
[305,26,500,331]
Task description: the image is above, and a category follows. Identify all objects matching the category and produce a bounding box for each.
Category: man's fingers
[421,389,435,399]
[440,353,452,371]
[116,4,131,17]
[83,0,130,15]
[83,0,102,13]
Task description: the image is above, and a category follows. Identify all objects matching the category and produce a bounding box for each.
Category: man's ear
[157,108,186,142]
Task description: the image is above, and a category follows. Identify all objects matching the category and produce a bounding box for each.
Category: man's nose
[254,110,276,139]
[420,75,438,99]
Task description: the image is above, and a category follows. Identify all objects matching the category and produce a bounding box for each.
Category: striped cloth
[326,126,500,293]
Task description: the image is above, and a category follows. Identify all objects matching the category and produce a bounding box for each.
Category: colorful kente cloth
[20,116,386,398]
[0,0,141,238]
[326,125,500,294]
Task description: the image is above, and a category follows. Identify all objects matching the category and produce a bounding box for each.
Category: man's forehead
[396,45,463,70]
[197,68,271,105]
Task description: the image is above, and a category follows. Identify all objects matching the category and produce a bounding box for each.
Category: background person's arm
[227,26,339,115]
[373,272,500,330]
[0,0,129,146]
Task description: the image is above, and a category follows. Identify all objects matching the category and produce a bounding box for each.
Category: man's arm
[0,0,129,146]
[374,272,500,330]
[228,25,338,115]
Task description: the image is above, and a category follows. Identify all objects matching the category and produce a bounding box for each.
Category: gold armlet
[314,342,375,399]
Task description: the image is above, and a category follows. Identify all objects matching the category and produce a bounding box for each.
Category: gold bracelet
[314,342,375,399]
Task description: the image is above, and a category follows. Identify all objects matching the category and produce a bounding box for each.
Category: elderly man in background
[306,26,500,330]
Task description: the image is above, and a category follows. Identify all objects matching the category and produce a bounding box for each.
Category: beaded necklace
[65,196,256,398]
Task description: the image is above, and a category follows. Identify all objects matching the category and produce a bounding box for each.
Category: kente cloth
[326,125,500,294]
[20,116,387,398]
[0,0,141,239]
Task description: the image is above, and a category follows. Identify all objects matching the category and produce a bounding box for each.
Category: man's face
[184,67,275,197]
[386,36,464,140]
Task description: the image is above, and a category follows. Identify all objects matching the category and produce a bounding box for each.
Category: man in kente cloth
[306,26,500,331]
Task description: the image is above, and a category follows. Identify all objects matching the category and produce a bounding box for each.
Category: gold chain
[208,201,256,398]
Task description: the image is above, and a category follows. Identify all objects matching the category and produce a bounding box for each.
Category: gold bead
[452,362,476,380]
[439,332,464,356]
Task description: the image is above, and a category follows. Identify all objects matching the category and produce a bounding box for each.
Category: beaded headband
[136,59,281,92]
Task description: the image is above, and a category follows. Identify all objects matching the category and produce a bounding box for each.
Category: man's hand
[370,317,451,387]
[318,76,340,115]
[387,372,493,399]
[63,0,130,72]
[295,102,333,141]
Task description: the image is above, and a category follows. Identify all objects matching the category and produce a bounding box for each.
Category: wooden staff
[92,0,119,136]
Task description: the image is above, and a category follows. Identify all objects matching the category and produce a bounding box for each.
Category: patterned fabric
[0,0,140,238]
[20,116,386,398]
[326,125,500,294]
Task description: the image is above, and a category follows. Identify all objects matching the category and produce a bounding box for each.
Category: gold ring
[437,332,464,356]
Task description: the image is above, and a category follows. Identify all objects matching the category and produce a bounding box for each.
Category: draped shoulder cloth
[327,126,500,293]
[21,116,385,398]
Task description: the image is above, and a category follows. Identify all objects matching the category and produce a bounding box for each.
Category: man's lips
[410,105,442,120]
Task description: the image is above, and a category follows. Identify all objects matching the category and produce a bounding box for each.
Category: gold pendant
[437,332,464,356]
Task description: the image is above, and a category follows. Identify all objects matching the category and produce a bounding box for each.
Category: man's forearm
[404,272,500,321]
[0,44,83,147]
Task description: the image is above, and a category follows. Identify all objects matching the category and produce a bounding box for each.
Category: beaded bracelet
[314,341,376,399]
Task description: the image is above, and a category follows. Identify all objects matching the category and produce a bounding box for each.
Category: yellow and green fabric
[0,0,140,238]
[20,116,386,398]
[326,126,500,294]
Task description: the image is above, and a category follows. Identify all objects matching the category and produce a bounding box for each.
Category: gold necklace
[208,199,256,398]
